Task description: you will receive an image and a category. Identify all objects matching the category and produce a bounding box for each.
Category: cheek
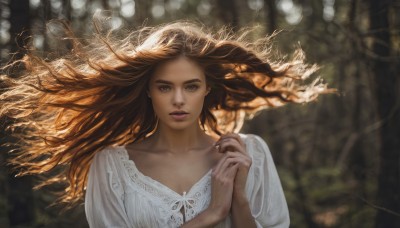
[149,94,167,113]
[191,93,207,109]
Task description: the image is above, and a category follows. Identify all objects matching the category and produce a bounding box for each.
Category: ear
[206,87,211,95]
[147,90,151,98]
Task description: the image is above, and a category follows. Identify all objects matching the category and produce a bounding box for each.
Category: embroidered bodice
[85,134,290,228]
[117,147,214,227]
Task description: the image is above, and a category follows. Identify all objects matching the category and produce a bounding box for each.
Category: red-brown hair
[0,15,335,210]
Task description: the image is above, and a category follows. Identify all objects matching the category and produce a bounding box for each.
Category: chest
[133,153,217,195]
[116,146,234,227]
[120,150,216,227]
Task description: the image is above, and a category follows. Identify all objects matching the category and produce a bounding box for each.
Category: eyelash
[158,85,171,92]
[157,85,200,92]
[186,84,199,91]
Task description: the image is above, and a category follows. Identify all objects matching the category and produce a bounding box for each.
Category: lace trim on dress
[114,146,212,227]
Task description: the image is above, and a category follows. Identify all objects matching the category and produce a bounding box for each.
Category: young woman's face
[148,56,209,131]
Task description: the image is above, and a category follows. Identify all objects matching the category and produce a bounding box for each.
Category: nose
[172,88,185,107]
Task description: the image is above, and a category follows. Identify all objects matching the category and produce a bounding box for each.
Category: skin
[125,56,257,227]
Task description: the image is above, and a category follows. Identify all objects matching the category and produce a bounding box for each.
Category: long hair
[0,14,335,210]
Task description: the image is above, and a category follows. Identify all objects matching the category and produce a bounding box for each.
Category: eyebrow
[154,79,202,84]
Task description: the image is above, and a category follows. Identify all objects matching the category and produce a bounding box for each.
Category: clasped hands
[180,133,253,227]
[208,133,252,219]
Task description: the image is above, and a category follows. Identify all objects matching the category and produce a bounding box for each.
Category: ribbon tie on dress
[170,191,196,214]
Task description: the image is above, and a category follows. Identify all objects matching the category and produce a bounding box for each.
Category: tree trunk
[289,128,320,228]
[216,0,239,31]
[368,0,400,227]
[134,0,152,27]
[9,0,31,59]
[6,0,35,226]
[263,0,276,34]
[62,0,71,21]
[42,0,52,52]
[0,0,7,65]
[307,0,324,29]
[347,0,367,200]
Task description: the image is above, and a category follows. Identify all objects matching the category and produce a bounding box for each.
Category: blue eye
[186,84,199,91]
[158,85,171,92]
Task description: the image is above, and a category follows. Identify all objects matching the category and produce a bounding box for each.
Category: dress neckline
[120,145,212,198]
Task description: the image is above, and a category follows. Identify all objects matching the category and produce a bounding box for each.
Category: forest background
[0,0,399,227]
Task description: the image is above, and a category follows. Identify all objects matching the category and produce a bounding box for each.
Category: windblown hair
[0,15,335,210]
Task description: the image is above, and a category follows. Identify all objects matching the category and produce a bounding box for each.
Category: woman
[0,15,334,227]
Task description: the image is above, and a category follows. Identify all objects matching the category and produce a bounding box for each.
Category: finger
[223,151,252,169]
[226,163,239,178]
[213,153,229,175]
[223,151,247,160]
[220,133,245,147]
[216,135,246,153]
[216,138,240,152]
[213,152,241,174]
[218,139,245,154]
[220,156,240,174]
[212,155,239,182]
[227,156,251,170]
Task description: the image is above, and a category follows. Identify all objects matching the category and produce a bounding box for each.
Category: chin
[167,123,192,131]
[163,119,198,131]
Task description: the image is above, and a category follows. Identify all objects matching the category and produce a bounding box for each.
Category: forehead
[151,56,205,83]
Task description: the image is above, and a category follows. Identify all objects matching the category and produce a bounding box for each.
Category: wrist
[232,189,247,203]
[202,208,222,226]
[232,192,250,213]
[181,208,221,228]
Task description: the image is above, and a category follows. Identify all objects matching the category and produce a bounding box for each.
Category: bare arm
[181,191,257,228]
[215,133,257,228]
[211,133,290,228]
[180,208,220,228]
[181,153,240,227]
[231,191,257,228]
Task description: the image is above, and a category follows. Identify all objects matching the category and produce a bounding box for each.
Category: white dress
[85,134,290,228]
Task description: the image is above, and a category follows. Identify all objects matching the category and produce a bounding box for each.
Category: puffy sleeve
[245,134,290,228]
[85,148,130,228]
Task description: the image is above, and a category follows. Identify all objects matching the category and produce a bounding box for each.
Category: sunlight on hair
[0,14,336,210]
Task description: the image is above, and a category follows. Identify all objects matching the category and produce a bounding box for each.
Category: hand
[181,147,240,227]
[208,152,240,220]
[215,133,252,197]
[181,134,250,228]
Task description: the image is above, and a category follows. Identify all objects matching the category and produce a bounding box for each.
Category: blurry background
[0,0,399,227]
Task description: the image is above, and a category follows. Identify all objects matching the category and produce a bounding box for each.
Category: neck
[150,122,214,154]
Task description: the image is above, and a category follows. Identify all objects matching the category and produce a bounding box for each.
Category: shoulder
[89,145,128,183]
[87,145,127,197]
[239,133,270,153]
[239,133,267,143]
[93,145,116,160]
[91,145,126,169]
[239,133,273,165]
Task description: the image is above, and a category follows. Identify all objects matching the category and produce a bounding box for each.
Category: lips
[170,111,189,115]
[169,111,189,121]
